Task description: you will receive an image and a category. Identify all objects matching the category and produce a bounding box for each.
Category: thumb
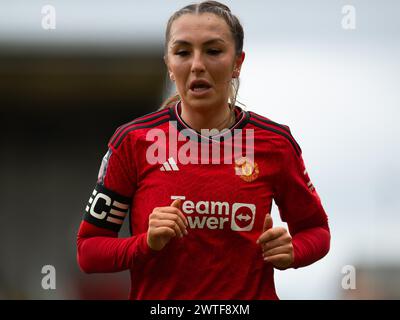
[170,199,182,209]
[263,213,273,232]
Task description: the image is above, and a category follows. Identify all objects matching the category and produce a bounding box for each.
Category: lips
[189,79,212,92]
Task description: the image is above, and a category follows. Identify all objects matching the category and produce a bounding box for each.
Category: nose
[191,51,206,74]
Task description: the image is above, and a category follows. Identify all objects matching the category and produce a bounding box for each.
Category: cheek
[169,57,188,74]
[209,58,235,83]
[170,61,190,87]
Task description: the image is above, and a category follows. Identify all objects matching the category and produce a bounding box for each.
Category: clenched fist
[147,199,189,251]
[257,214,294,270]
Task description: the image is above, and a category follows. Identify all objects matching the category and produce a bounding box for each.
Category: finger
[174,209,189,228]
[152,219,183,238]
[263,213,273,232]
[263,244,292,258]
[261,237,288,252]
[152,226,176,238]
[154,208,188,230]
[154,212,188,236]
[257,227,286,244]
[171,199,181,208]
[263,254,293,269]
[157,206,188,227]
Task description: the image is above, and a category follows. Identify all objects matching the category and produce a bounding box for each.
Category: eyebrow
[171,38,226,46]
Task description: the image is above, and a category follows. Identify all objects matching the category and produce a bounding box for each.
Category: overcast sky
[0,0,399,45]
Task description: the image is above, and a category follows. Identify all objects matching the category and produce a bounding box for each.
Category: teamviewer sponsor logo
[171,196,256,231]
[231,203,256,231]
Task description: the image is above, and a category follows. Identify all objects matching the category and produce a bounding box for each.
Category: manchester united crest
[234,157,259,182]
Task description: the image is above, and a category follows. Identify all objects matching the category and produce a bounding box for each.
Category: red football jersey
[77,102,330,299]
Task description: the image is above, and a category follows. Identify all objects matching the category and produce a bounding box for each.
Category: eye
[175,51,189,57]
[207,49,222,55]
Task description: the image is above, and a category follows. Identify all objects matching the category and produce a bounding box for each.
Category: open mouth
[189,80,212,93]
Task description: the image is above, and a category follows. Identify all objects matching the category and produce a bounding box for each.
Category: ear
[232,51,245,78]
[164,55,175,81]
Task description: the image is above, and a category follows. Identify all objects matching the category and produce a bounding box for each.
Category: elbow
[291,224,331,268]
[77,254,94,274]
[318,218,331,257]
[76,238,95,274]
[314,226,331,261]
[323,227,331,257]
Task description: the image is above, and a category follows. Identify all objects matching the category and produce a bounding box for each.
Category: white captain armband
[83,184,130,232]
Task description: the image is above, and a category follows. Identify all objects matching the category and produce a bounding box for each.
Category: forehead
[169,13,233,45]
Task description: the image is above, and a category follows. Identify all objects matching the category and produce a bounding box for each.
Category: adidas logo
[160,157,179,172]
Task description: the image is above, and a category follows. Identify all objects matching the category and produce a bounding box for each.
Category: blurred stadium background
[0,0,399,299]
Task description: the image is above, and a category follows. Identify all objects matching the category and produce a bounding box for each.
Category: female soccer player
[77,1,330,299]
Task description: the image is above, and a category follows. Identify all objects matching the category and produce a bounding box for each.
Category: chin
[184,96,221,110]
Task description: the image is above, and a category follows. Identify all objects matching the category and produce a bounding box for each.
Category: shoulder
[108,107,171,150]
[247,110,302,157]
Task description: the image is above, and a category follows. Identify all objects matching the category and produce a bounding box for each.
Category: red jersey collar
[169,100,249,143]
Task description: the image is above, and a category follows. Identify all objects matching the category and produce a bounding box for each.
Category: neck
[180,101,235,133]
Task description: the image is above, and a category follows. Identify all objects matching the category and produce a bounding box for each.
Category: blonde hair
[160,1,244,110]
